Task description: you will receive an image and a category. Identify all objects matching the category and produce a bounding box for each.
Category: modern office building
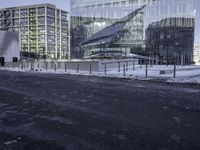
[71,0,200,64]
[0,3,70,60]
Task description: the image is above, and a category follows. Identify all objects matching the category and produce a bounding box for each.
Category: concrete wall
[0,31,20,62]
[4,59,139,73]
[34,60,100,72]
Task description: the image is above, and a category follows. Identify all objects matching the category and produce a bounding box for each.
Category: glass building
[0,3,70,60]
[71,0,200,64]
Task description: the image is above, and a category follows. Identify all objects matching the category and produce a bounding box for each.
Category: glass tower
[71,0,149,58]
[194,0,200,63]
[0,3,70,60]
[144,0,196,64]
[71,0,200,64]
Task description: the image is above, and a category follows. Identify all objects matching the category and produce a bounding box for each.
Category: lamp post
[19,22,23,61]
[166,34,170,67]
[43,47,46,63]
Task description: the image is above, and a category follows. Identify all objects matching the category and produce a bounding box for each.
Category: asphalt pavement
[0,70,200,150]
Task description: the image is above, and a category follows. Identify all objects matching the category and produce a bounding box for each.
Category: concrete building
[71,0,200,64]
[0,3,70,60]
[0,30,20,66]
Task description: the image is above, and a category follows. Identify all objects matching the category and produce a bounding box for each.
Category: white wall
[0,31,20,62]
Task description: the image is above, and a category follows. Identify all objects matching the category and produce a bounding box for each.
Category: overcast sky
[0,0,70,11]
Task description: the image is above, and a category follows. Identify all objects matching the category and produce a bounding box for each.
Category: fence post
[118,62,121,72]
[65,63,67,72]
[30,63,32,70]
[54,64,56,72]
[133,60,135,71]
[173,64,176,78]
[104,63,107,76]
[77,64,79,73]
[123,64,126,77]
[46,62,48,71]
[145,65,148,77]
[33,63,34,70]
[181,54,183,66]
[21,62,23,70]
[126,61,128,71]
[90,64,92,74]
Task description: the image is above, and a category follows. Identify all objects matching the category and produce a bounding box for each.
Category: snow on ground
[1,65,200,84]
[168,76,200,84]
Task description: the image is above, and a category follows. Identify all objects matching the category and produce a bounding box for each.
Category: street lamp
[43,47,46,63]
[19,22,23,61]
[166,34,171,67]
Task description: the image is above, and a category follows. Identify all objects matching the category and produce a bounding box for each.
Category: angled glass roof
[82,5,146,46]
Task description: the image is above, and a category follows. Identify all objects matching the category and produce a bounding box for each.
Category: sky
[0,0,70,11]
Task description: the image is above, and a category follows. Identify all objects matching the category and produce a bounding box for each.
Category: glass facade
[194,0,200,63]
[71,0,149,58]
[0,4,70,60]
[144,0,196,64]
[71,0,200,64]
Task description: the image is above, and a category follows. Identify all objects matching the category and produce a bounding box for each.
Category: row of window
[0,7,68,20]
[12,26,69,35]
[3,17,68,27]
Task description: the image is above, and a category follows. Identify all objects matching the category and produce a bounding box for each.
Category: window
[20,9,27,17]
[61,20,68,28]
[29,8,36,16]
[61,11,68,20]
[47,17,55,25]
[47,26,55,34]
[38,25,45,33]
[39,34,45,43]
[38,7,45,16]
[47,7,55,17]
[20,18,28,26]
[12,10,19,17]
[13,57,18,62]
[38,16,45,25]
[13,19,19,26]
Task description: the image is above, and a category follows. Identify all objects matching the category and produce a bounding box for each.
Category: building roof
[0,3,69,13]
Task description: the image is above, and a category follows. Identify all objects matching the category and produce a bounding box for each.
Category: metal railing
[2,60,199,79]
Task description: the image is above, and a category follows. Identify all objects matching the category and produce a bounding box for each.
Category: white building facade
[0,30,20,64]
[0,3,70,60]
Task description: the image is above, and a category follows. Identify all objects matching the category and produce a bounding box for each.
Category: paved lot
[0,70,200,150]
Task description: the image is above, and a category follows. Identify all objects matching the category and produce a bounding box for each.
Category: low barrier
[4,60,193,79]
[3,60,100,73]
